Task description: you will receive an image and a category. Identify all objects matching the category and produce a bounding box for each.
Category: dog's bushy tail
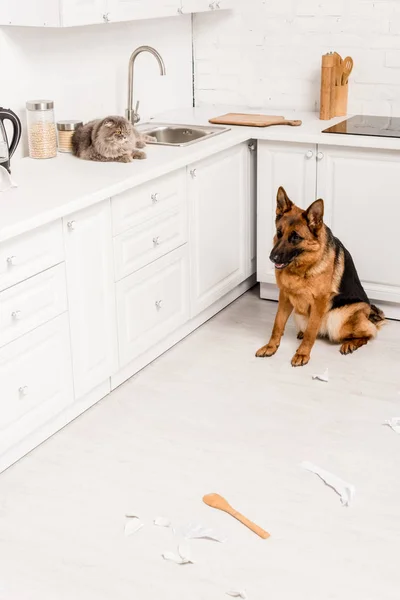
[369,304,386,329]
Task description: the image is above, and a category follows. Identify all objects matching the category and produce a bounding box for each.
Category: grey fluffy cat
[71,115,155,162]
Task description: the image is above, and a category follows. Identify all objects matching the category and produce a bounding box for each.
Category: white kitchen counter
[2,106,400,243]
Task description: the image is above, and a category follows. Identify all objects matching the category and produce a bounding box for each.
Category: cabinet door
[257,141,317,284]
[106,0,179,21]
[61,0,106,26]
[317,145,400,304]
[188,143,250,317]
[63,201,117,399]
[0,0,61,26]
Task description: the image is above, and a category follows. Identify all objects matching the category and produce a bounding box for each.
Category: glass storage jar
[26,100,57,159]
[57,120,82,153]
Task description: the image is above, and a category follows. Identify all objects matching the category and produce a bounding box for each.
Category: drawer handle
[317,151,324,161]
[11,310,22,320]
[19,386,29,397]
[151,193,159,203]
[306,150,314,159]
[155,299,163,309]
[6,255,17,266]
[153,236,161,246]
[67,220,76,230]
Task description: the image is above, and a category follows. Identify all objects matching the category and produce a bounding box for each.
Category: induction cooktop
[322,115,400,138]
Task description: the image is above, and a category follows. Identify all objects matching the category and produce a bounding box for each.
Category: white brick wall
[193,0,400,115]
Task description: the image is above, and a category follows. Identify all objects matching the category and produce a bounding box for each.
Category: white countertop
[2,106,400,243]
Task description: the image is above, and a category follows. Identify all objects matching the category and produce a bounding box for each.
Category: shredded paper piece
[384,418,400,434]
[154,516,172,528]
[312,368,329,383]
[124,515,144,536]
[301,461,355,506]
[174,522,227,543]
[162,542,193,565]
[226,591,248,599]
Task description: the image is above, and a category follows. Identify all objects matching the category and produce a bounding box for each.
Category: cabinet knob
[155,299,163,309]
[190,168,197,179]
[151,192,159,203]
[153,236,161,246]
[6,255,16,266]
[306,150,314,159]
[103,12,110,22]
[67,220,76,230]
[11,310,22,320]
[248,142,256,151]
[317,151,324,161]
[19,386,29,397]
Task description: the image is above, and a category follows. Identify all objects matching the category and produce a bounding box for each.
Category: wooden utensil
[209,113,302,128]
[341,56,353,85]
[334,52,343,86]
[203,493,270,539]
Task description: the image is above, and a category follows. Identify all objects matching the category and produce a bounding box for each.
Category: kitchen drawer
[116,246,189,367]
[0,263,67,348]
[112,169,186,236]
[0,221,64,292]
[113,202,187,281]
[0,314,74,456]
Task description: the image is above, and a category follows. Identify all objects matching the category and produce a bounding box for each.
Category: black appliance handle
[0,107,22,159]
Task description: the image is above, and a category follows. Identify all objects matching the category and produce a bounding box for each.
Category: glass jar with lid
[26,99,57,159]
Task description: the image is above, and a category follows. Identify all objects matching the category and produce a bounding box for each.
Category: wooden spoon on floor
[203,493,270,539]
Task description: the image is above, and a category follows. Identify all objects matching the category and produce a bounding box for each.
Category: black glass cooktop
[323,115,400,138]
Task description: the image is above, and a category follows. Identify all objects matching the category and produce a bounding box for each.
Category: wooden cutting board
[209,113,302,128]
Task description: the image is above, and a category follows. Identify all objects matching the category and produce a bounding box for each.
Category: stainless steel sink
[138,123,230,147]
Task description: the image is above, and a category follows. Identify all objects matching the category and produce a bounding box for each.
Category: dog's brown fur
[256,187,385,367]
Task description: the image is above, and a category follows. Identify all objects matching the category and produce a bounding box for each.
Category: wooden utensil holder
[319,52,350,119]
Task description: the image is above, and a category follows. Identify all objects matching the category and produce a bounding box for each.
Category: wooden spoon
[341,56,353,85]
[333,52,343,86]
[203,493,270,539]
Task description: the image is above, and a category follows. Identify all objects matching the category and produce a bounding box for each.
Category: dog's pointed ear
[276,187,293,217]
[305,199,324,233]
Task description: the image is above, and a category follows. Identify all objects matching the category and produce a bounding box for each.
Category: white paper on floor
[174,522,227,543]
[312,368,329,382]
[162,542,193,565]
[124,515,144,536]
[301,461,355,506]
[226,591,248,599]
[154,516,172,527]
[384,418,400,434]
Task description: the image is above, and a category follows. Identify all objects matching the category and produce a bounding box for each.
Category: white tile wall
[193,0,400,115]
[0,16,193,159]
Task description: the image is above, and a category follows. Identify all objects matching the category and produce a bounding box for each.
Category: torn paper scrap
[226,591,248,599]
[124,516,144,536]
[301,461,355,506]
[162,542,193,565]
[154,516,172,528]
[384,418,400,434]
[312,368,329,382]
[174,522,227,543]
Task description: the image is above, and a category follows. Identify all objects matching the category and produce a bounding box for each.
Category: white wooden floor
[0,288,399,600]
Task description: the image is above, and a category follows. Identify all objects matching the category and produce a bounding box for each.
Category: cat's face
[102,117,133,146]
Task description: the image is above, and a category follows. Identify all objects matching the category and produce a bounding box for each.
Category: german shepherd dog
[256,187,385,367]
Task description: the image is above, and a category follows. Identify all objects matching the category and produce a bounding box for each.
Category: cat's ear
[103,119,115,128]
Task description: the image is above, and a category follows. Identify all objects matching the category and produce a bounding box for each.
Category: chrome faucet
[126,45,166,125]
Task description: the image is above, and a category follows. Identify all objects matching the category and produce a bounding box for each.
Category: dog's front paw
[255,343,278,358]
[291,351,310,367]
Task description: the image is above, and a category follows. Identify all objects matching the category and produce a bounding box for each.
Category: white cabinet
[0,0,231,26]
[61,0,106,26]
[257,141,317,284]
[188,143,251,317]
[316,145,400,305]
[0,314,74,457]
[63,201,117,399]
[116,246,189,366]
